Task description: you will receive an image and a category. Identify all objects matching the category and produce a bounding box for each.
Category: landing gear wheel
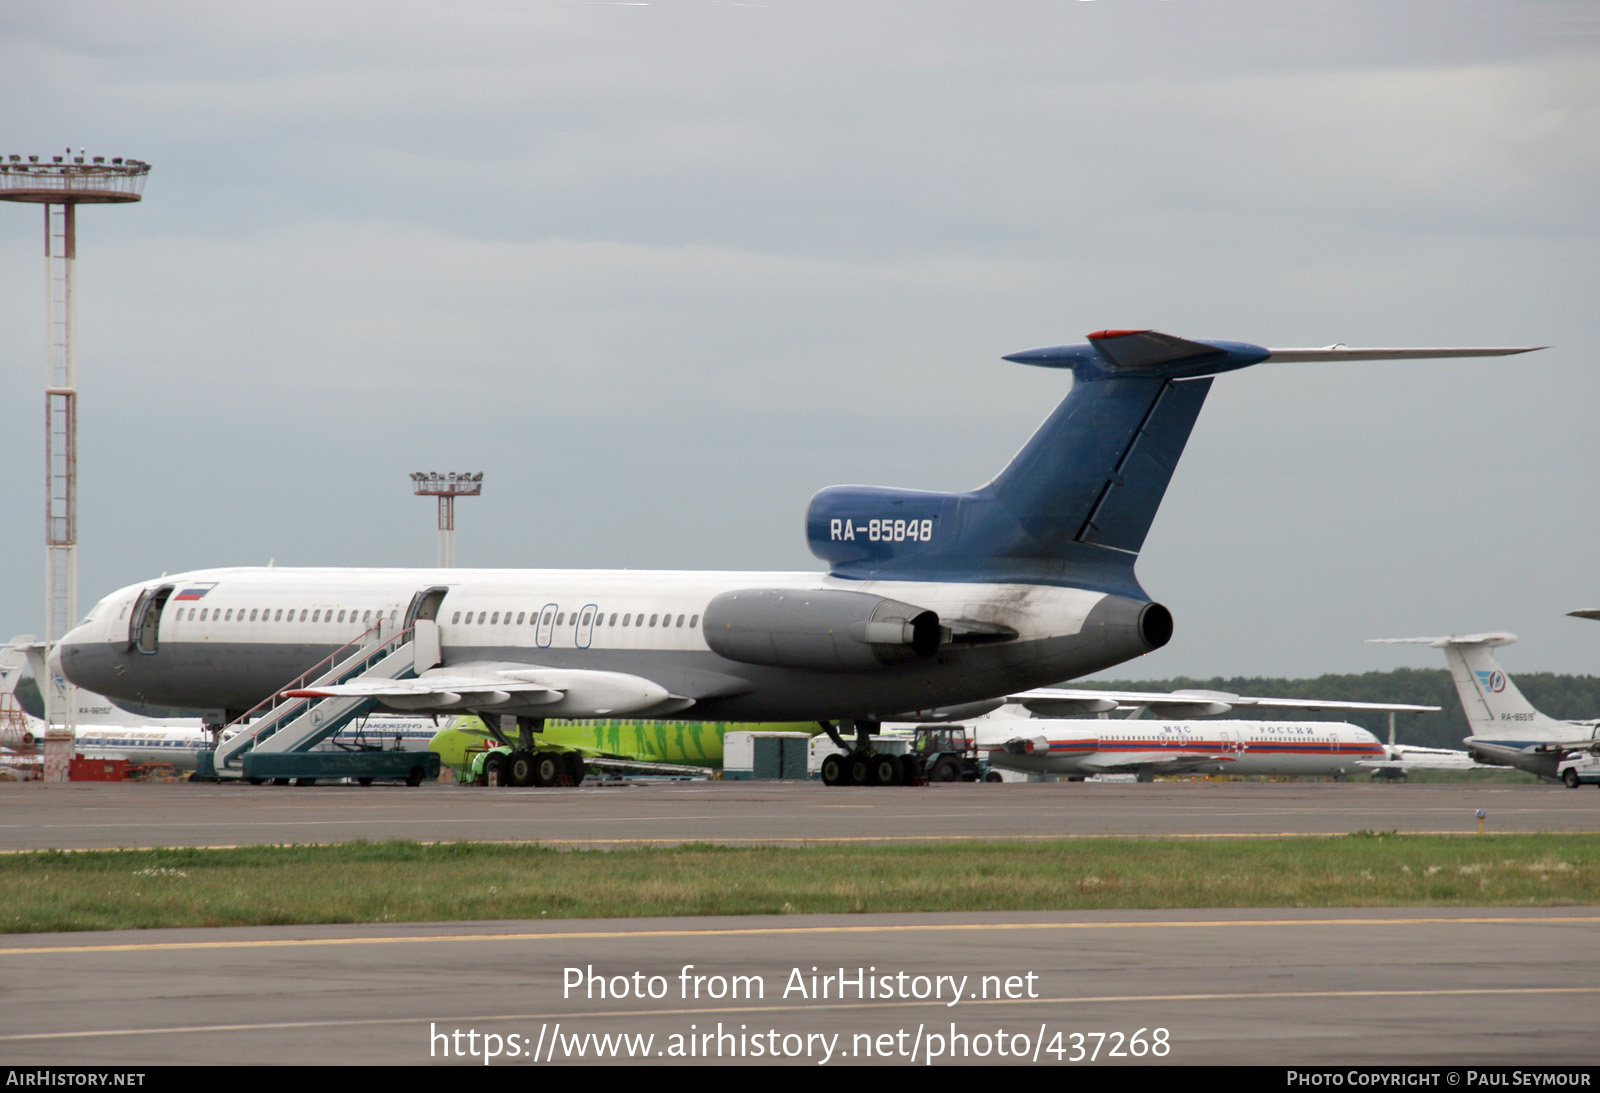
[983,770,1003,783]
[847,752,871,787]
[1564,767,1582,789]
[508,753,537,787]
[821,753,847,787]
[483,753,509,787]
[930,757,960,783]
[563,753,586,786]
[532,752,562,787]
[870,753,901,787]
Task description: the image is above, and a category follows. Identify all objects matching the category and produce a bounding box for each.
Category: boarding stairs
[211,616,441,778]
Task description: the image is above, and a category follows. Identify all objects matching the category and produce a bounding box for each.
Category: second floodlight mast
[410,471,483,568]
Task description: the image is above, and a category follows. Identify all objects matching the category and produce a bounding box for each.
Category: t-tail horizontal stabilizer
[809,331,1541,595]
[1368,632,1578,747]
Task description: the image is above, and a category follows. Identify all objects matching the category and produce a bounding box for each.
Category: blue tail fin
[806,330,1271,594]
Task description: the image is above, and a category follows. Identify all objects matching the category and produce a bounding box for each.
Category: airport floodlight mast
[0,150,150,779]
[411,471,483,568]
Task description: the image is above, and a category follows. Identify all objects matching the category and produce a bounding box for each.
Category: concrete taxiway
[0,779,1596,852]
[2,907,1595,1066]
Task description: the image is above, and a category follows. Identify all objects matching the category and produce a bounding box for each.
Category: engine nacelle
[703,588,941,672]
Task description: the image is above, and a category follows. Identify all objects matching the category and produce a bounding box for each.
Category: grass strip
[3,833,1598,934]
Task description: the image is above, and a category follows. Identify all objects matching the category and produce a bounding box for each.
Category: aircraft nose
[54,619,103,688]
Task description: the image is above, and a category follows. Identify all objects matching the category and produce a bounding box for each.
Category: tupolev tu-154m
[54,330,1540,785]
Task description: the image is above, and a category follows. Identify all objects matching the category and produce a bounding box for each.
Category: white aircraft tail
[0,637,42,748]
[0,637,33,699]
[6,635,193,729]
[1368,633,1574,741]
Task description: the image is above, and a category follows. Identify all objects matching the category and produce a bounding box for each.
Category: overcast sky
[1,0,1596,681]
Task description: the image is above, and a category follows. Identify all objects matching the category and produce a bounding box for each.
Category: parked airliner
[957,688,1437,780]
[1370,632,1600,783]
[54,330,1538,781]
[981,718,1386,780]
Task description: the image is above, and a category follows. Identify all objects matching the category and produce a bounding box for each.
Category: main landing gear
[818,720,922,787]
[480,715,586,788]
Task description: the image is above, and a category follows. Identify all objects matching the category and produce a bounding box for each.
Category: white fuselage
[58,566,1151,724]
[57,725,214,769]
[979,718,1385,778]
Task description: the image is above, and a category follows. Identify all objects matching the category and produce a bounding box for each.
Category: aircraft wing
[286,664,684,717]
[1076,750,1237,774]
[1007,687,1438,718]
[1357,744,1486,772]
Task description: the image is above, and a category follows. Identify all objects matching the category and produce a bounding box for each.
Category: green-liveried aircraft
[429,717,818,783]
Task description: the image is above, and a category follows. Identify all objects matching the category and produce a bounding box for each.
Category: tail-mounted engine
[703,588,942,672]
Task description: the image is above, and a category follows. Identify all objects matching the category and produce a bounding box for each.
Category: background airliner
[1370,631,1600,782]
[1,637,212,770]
[947,688,1438,781]
[54,331,1538,781]
[423,716,819,781]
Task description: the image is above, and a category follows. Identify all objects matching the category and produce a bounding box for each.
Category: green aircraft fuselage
[428,716,819,773]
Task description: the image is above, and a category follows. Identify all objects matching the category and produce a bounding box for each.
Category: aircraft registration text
[829,519,935,543]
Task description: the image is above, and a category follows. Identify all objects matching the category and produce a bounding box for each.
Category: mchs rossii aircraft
[967,687,1441,782]
[54,330,1538,784]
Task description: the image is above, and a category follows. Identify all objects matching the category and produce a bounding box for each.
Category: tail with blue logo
[806,330,1539,596]
[1370,633,1575,741]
